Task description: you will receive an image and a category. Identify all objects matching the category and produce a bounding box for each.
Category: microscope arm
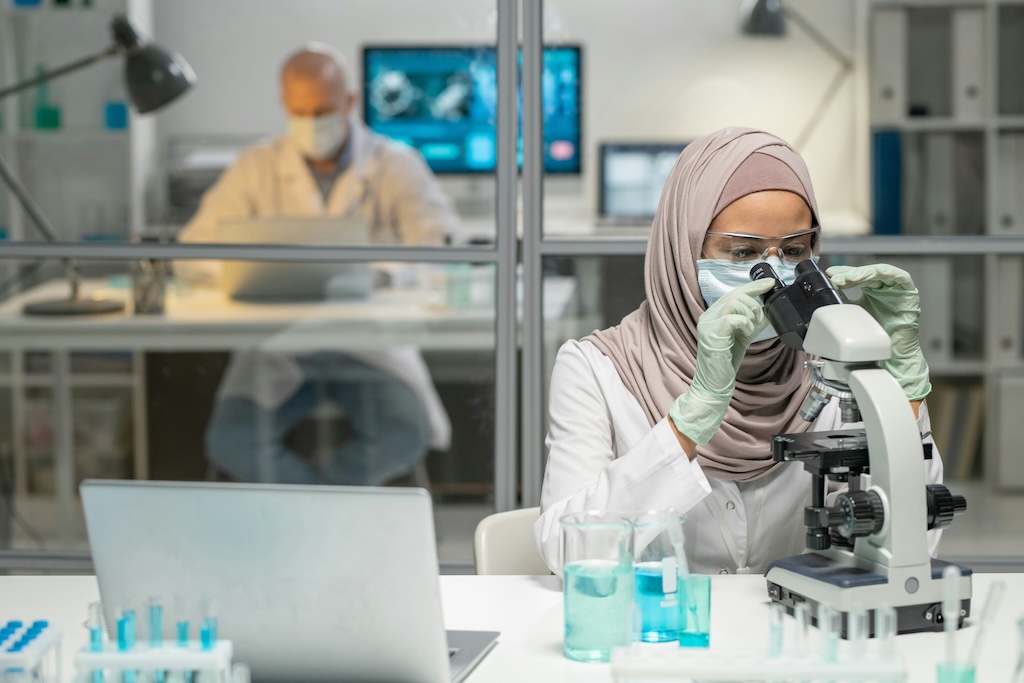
[803,305,931,571]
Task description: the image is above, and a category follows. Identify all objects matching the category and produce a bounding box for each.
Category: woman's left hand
[826,263,931,401]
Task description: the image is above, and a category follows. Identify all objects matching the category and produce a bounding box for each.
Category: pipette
[937,565,974,683]
[967,580,1006,671]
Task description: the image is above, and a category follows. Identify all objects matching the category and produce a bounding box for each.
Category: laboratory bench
[1,573,1020,682]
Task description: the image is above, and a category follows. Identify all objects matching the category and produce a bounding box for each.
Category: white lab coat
[177,118,457,449]
[534,339,944,575]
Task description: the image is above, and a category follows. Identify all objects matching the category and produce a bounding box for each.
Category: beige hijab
[586,127,818,481]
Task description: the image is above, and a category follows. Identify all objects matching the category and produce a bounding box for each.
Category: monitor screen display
[598,142,689,220]
[363,45,581,174]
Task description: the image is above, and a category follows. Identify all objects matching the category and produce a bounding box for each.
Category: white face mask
[696,256,817,343]
[288,113,347,160]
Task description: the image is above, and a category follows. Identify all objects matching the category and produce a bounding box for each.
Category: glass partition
[0,0,515,571]
[0,256,500,567]
[530,1,1023,569]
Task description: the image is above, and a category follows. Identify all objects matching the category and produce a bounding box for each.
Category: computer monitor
[597,141,689,223]
[362,45,582,174]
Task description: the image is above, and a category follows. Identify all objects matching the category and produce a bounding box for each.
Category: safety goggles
[701,225,820,264]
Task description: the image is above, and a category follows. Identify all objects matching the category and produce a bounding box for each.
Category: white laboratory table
[1,573,1020,682]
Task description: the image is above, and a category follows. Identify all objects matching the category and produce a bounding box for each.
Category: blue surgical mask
[696,256,816,343]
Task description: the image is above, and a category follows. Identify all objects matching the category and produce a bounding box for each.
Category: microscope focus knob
[835,490,885,538]
[926,484,968,530]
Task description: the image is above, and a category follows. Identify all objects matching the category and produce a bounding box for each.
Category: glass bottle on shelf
[33,64,62,130]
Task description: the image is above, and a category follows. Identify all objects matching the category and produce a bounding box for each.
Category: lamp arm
[784,6,853,69]
[0,151,59,242]
[0,44,120,101]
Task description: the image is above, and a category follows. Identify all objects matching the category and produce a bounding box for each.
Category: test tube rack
[0,620,62,683]
[610,647,908,681]
[74,641,249,683]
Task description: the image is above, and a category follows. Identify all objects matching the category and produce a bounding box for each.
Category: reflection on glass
[0,257,497,560]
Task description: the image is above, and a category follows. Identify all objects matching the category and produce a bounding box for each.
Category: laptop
[216,216,375,301]
[81,481,499,683]
[596,141,689,226]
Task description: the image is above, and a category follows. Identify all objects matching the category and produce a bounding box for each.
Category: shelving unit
[0,0,154,540]
[868,0,1024,489]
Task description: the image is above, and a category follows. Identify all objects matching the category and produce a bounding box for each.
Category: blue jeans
[205,353,432,486]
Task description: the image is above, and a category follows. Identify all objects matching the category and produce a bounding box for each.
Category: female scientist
[533,127,943,575]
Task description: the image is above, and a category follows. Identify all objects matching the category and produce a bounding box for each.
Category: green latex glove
[826,263,931,401]
[669,278,775,445]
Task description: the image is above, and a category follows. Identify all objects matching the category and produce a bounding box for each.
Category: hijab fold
[585,128,818,481]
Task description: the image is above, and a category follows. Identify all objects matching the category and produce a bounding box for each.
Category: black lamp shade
[124,45,196,113]
[742,0,786,36]
[110,15,196,114]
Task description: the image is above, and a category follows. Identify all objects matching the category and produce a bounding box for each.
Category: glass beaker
[628,509,688,642]
[560,510,634,663]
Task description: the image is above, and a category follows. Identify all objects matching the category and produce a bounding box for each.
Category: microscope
[755,259,970,636]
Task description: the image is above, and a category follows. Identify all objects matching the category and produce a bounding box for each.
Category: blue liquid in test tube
[88,602,105,683]
[149,599,165,683]
[117,605,137,683]
[199,597,218,651]
[175,594,193,683]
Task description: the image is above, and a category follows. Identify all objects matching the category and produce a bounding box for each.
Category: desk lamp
[740,0,853,150]
[0,15,196,315]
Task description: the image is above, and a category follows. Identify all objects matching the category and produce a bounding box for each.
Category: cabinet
[867,0,1024,488]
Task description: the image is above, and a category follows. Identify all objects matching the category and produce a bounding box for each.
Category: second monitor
[598,141,689,224]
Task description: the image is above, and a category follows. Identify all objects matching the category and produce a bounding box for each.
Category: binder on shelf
[925,133,956,235]
[870,8,907,124]
[953,8,986,120]
[996,133,1024,235]
[872,129,902,235]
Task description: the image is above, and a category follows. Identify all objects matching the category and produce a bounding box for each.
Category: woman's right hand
[668,278,775,445]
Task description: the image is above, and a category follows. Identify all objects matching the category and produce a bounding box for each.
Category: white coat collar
[273,116,379,215]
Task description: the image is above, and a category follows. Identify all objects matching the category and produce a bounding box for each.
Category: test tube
[819,605,840,664]
[117,601,138,683]
[116,603,135,652]
[848,607,868,659]
[793,602,811,655]
[768,603,785,657]
[174,596,189,647]
[875,605,897,662]
[148,598,165,683]
[199,597,218,651]
[87,602,105,683]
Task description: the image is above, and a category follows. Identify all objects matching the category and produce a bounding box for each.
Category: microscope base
[765,553,972,638]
